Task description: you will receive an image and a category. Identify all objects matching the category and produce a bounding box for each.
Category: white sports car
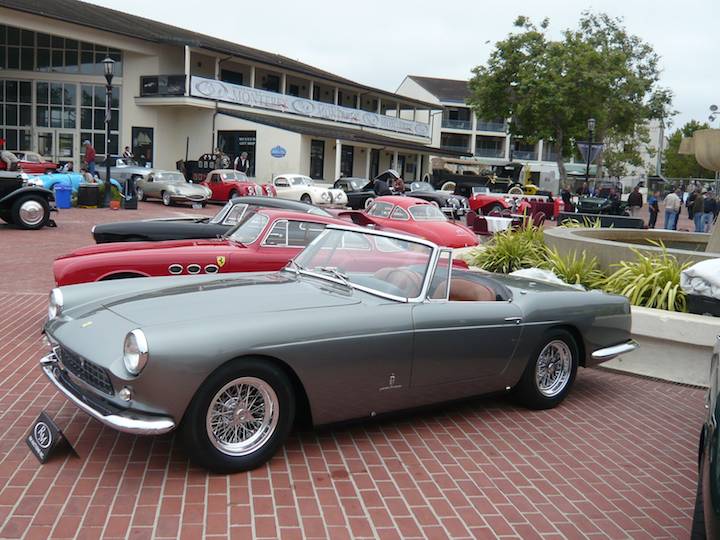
[272,174,348,207]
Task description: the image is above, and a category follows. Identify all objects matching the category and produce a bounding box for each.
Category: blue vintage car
[33,173,123,193]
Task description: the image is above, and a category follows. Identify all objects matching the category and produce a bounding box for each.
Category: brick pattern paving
[0,202,708,539]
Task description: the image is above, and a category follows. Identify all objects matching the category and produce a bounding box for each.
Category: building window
[370,149,380,178]
[440,133,470,152]
[0,79,32,151]
[475,136,505,158]
[260,74,280,93]
[0,24,122,75]
[287,84,300,97]
[80,84,120,157]
[132,127,154,166]
[217,130,256,177]
[36,82,76,129]
[220,69,243,86]
[310,140,325,179]
[340,145,354,177]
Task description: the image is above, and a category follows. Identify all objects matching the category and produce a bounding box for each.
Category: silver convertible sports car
[41,226,637,472]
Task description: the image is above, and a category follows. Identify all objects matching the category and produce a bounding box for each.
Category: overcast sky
[89,0,718,131]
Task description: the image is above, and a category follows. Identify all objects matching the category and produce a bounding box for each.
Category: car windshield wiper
[313,266,350,287]
[285,259,304,274]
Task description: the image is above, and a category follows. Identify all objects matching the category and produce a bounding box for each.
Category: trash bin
[54,184,72,209]
[122,176,138,209]
[77,184,100,208]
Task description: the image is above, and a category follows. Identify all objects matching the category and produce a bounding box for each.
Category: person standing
[693,189,706,232]
[83,140,96,177]
[627,186,643,217]
[704,191,717,233]
[122,146,133,159]
[647,191,659,228]
[234,152,250,174]
[664,189,682,230]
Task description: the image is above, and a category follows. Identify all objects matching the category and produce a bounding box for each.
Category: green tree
[468,12,674,183]
[602,126,653,181]
[663,120,715,179]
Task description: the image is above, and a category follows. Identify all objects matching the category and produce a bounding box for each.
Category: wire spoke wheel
[535,340,572,397]
[205,376,279,456]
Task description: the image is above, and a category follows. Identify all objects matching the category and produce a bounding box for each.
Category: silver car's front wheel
[182,358,295,472]
[162,191,171,206]
[205,377,279,457]
[515,329,578,410]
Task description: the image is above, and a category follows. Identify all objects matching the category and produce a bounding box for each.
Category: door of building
[310,140,325,179]
[340,145,354,178]
[37,130,76,169]
[131,127,154,167]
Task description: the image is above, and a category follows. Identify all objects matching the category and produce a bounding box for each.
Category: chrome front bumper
[40,353,176,435]
[591,339,639,361]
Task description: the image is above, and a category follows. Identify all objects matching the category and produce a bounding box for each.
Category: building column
[334,87,339,105]
[392,150,399,172]
[308,79,314,99]
[377,98,382,114]
[184,45,191,95]
[537,139,544,162]
[365,147,372,179]
[250,65,256,88]
[505,134,512,160]
[416,153,422,180]
[281,73,287,94]
[214,57,220,80]
[335,139,342,180]
[470,133,477,157]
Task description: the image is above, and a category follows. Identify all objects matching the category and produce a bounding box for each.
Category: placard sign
[191,76,431,138]
[270,146,287,158]
[26,411,72,464]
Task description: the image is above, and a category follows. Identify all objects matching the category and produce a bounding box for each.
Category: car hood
[416,222,478,248]
[95,272,361,326]
[59,238,230,258]
[165,183,209,196]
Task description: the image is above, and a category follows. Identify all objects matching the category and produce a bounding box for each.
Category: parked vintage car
[455,184,532,215]
[202,169,276,202]
[340,196,478,248]
[0,151,58,174]
[96,157,153,185]
[135,170,211,207]
[272,174,348,207]
[42,225,637,472]
[92,196,332,243]
[405,181,470,219]
[692,336,720,539]
[0,170,56,229]
[333,177,375,209]
[54,209,348,285]
[574,195,629,216]
[34,172,122,193]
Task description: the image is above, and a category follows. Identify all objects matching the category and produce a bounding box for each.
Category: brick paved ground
[0,201,707,539]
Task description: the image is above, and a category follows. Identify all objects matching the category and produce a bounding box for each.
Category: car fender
[0,186,55,206]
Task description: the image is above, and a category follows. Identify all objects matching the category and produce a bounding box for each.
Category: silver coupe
[41,226,637,472]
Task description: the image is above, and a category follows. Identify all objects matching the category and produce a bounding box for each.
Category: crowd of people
[643,185,717,231]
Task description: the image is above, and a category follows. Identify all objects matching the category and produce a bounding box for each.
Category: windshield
[210,200,233,224]
[350,179,367,190]
[293,229,434,300]
[117,158,138,167]
[408,205,447,221]
[290,176,313,186]
[155,171,187,184]
[222,171,248,182]
[410,182,434,192]
[228,213,268,244]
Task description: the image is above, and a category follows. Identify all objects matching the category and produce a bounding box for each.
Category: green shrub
[602,245,691,312]
[542,248,606,289]
[560,217,604,228]
[471,226,547,273]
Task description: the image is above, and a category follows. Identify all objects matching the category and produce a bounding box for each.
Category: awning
[218,109,472,158]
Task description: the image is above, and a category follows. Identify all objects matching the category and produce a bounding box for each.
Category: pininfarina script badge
[379,373,402,392]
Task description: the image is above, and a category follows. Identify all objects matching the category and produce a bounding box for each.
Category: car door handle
[504,317,522,324]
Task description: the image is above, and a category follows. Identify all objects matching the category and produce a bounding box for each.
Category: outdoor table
[484,215,514,233]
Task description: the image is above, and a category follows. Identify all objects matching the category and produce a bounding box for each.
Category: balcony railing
[542,152,559,162]
[512,150,538,160]
[140,75,186,97]
[441,118,472,130]
[475,147,505,158]
[476,120,506,132]
[441,144,471,153]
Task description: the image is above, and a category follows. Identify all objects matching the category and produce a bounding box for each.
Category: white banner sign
[190,76,430,138]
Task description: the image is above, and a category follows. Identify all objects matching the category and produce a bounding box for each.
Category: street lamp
[102,57,115,207]
[710,104,719,123]
[585,117,596,187]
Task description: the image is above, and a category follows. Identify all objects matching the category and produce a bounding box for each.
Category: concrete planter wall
[602,305,720,387]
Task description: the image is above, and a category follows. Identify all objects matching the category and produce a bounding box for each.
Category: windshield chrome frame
[293,224,442,304]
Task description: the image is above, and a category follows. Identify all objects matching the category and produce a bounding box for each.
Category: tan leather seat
[436,278,496,302]
[373,268,424,298]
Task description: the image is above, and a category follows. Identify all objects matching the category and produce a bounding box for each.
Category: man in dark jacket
[648,191,660,228]
[627,186,643,217]
[703,191,717,233]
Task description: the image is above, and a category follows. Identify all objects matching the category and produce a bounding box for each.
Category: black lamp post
[585,117,596,187]
[102,57,115,208]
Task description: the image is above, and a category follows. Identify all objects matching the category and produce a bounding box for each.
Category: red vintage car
[53,209,348,286]
[0,151,58,174]
[467,189,531,215]
[201,169,276,202]
[339,196,478,249]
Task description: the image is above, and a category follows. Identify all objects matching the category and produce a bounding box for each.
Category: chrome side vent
[187,264,201,274]
[168,264,183,275]
[204,264,219,274]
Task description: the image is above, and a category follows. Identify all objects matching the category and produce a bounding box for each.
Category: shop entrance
[37,130,76,169]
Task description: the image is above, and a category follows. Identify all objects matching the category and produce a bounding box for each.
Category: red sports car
[0,151,58,174]
[201,169,276,202]
[53,209,348,286]
[467,190,531,215]
[339,196,478,249]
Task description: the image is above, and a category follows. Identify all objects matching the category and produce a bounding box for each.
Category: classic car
[272,174,348,207]
[92,196,332,243]
[574,195,629,216]
[333,177,375,209]
[455,184,532,215]
[0,170,55,229]
[339,196,478,248]
[34,172,123,193]
[201,169,276,202]
[42,224,638,472]
[0,151,58,174]
[692,336,720,539]
[54,209,348,285]
[135,170,211,207]
[405,181,470,219]
[96,157,153,185]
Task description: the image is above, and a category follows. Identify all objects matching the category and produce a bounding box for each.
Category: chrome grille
[57,347,114,395]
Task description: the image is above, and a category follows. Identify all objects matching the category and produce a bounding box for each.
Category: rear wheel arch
[550,324,586,367]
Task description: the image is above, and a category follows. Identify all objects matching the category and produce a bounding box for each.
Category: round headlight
[48,288,63,320]
[321,191,330,201]
[123,329,149,375]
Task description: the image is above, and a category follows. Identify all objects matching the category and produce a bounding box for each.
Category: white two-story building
[0,0,468,182]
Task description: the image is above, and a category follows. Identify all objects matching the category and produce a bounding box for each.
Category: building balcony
[475,147,505,158]
[542,151,559,162]
[475,120,506,132]
[512,150,538,160]
[441,144,471,153]
[140,75,186,97]
[441,118,472,130]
